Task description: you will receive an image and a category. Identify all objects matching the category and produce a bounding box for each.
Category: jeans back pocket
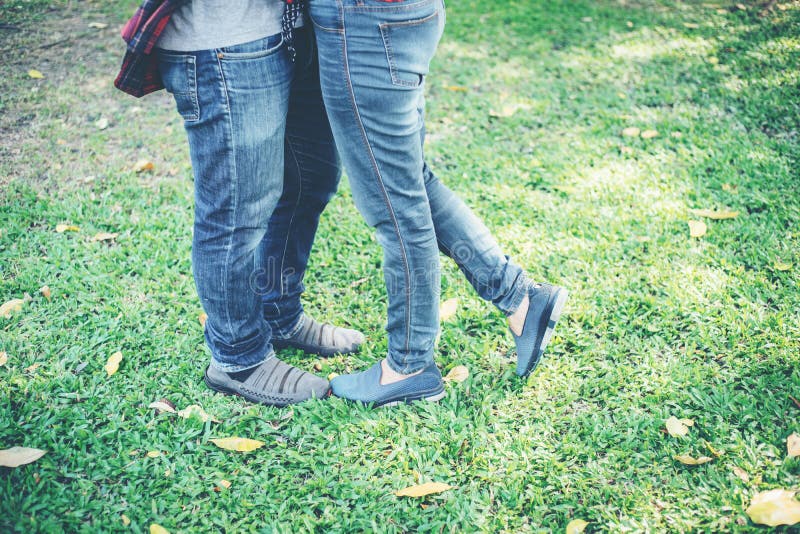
[379,8,443,88]
[157,52,200,122]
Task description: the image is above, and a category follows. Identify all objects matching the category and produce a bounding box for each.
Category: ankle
[508,294,530,336]
[379,358,423,385]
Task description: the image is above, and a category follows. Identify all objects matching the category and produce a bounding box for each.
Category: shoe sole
[520,287,569,377]
[272,339,362,358]
[204,369,329,407]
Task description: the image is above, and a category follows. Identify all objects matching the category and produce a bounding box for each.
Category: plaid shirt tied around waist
[115,0,305,98]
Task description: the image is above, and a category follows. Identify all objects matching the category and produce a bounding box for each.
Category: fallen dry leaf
[210,437,265,452]
[566,519,589,534]
[0,298,24,318]
[395,482,453,498]
[689,208,739,220]
[55,224,80,233]
[622,127,641,137]
[150,525,169,534]
[88,22,108,29]
[683,22,700,28]
[774,262,792,272]
[0,351,7,367]
[790,395,800,410]
[674,454,714,465]
[445,85,468,92]
[219,479,232,489]
[665,416,690,437]
[146,451,161,458]
[439,298,459,322]
[746,489,800,527]
[0,446,47,467]
[39,285,51,299]
[443,365,469,383]
[199,313,208,327]
[25,363,40,373]
[178,404,218,423]
[688,220,707,238]
[134,160,155,173]
[28,69,44,79]
[787,433,800,458]
[733,466,750,482]
[121,514,131,526]
[105,351,123,376]
[91,232,119,242]
[96,117,109,130]
[641,129,659,139]
[704,439,723,457]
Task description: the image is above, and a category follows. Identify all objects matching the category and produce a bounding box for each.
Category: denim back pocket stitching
[160,53,200,122]
[379,10,439,88]
[217,36,284,61]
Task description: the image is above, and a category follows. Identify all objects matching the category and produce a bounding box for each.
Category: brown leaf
[665,416,690,437]
[746,489,800,526]
[674,454,714,465]
[148,400,177,414]
[443,365,469,383]
[0,351,7,367]
[688,220,707,238]
[733,466,750,482]
[787,433,800,458]
[395,482,454,498]
[134,160,155,173]
[641,129,659,139]
[439,298,459,322]
[622,127,641,137]
[0,446,47,467]
[105,351,123,376]
[219,479,232,489]
[199,312,208,327]
[88,22,108,29]
[39,285,51,299]
[789,395,800,410]
[689,208,739,220]
[0,298,25,318]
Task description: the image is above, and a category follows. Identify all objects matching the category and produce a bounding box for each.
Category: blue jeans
[309,0,529,373]
[157,28,341,371]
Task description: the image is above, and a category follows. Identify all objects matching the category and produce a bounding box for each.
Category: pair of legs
[309,0,568,404]
[157,28,362,405]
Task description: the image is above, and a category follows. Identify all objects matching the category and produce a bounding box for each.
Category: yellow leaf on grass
[91,232,119,242]
[674,454,714,465]
[665,416,690,437]
[219,479,232,489]
[445,85,468,92]
[28,69,44,79]
[146,451,161,458]
[199,312,208,327]
[0,351,7,367]
[443,365,469,383]
[150,524,170,534]
[641,129,659,139]
[56,224,80,233]
[121,514,131,526]
[688,220,707,238]
[733,466,750,482]
[704,439,723,457]
[0,446,47,467]
[211,437,265,452]
[566,519,589,534]
[178,404,218,423]
[395,482,454,497]
[622,127,641,137]
[148,400,177,414]
[0,298,24,318]
[746,489,800,527]
[439,298,459,322]
[774,262,792,271]
[39,285,51,299]
[689,208,739,220]
[105,351,123,376]
[787,433,800,458]
[134,160,155,173]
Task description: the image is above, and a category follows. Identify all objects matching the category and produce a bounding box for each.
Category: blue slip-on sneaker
[330,360,446,407]
[513,283,569,377]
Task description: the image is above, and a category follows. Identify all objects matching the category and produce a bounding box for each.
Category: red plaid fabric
[114,0,187,98]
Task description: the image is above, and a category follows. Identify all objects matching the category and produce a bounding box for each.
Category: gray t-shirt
[157,0,289,52]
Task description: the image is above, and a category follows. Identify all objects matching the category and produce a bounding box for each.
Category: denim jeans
[309,0,529,373]
[157,27,341,371]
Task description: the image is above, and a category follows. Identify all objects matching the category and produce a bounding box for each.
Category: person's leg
[253,26,365,356]
[309,0,446,403]
[157,35,328,404]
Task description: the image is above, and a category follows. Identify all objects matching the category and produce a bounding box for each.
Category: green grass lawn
[1,0,799,532]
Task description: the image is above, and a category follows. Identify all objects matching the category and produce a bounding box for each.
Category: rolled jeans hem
[210,350,274,373]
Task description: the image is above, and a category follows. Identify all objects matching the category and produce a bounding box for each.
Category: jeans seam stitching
[340,12,414,365]
[281,135,305,299]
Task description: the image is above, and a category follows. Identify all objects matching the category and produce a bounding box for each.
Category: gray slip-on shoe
[272,313,365,357]
[204,356,330,407]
